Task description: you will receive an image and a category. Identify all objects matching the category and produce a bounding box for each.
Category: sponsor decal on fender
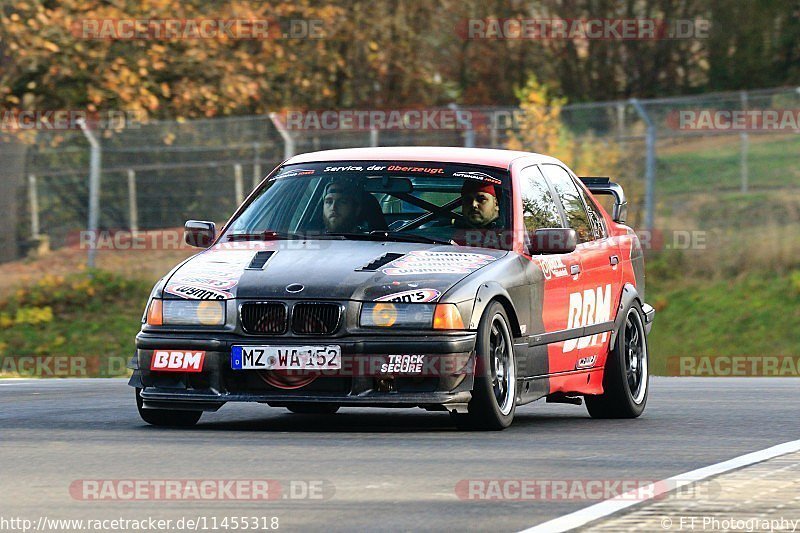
[538,256,569,279]
[576,355,597,370]
[150,351,206,372]
[563,284,612,353]
[165,249,255,299]
[164,285,233,300]
[375,289,441,303]
[173,275,239,290]
[383,251,496,275]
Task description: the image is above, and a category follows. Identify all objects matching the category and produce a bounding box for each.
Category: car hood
[162,240,507,302]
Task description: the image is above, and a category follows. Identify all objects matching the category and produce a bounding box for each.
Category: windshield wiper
[226,230,305,241]
[325,231,453,245]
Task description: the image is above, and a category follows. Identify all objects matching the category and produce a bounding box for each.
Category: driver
[460,180,500,228]
[322,180,363,233]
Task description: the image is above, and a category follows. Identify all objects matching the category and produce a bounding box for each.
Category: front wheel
[585,302,649,419]
[135,388,202,427]
[452,301,517,430]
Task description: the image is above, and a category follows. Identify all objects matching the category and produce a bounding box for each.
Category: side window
[541,165,593,243]
[519,166,562,232]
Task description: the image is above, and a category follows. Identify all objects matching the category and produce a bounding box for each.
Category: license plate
[231,345,341,370]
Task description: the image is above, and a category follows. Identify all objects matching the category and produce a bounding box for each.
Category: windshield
[223,161,513,250]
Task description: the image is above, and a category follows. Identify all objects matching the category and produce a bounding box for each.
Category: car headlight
[146,299,226,327]
[360,302,464,330]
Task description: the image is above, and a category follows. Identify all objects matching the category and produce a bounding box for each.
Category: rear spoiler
[579,176,628,224]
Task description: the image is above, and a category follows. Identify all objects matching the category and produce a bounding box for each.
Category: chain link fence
[5,86,800,262]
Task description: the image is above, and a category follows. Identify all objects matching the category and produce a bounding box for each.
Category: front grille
[240,302,287,334]
[292,303,341,335]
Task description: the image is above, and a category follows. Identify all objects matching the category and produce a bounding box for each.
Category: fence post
[234,164,244,205]
[616,102,626,145]
[127,169,138,232]
[489,114,498,148]
[370,128,379,147]
[28,173,40,239]
[269,112,296,160]
[77,118,102,270]
[630,98,656,230]
[253,142,262,189]
[449,103,475,148]
[740,91,749,193]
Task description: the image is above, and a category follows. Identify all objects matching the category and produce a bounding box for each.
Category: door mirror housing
[527,228,577,255]
[184,220,216,248]
[578,177,627,224]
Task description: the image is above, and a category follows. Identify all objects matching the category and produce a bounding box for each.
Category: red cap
[461,180,497,198]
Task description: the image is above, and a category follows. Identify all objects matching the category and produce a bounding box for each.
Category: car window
[519,166,562,232]
[541,164,594,243]
[223,162,513,249]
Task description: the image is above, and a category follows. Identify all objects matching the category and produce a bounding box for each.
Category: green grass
[0,271,151,377]
[657,135,800,197]
[646,271,800,375]
[2,267,797,378]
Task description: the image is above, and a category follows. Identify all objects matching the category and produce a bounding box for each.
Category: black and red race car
[131,147,654,430]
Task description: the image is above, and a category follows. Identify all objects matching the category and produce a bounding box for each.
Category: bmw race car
[131,147,654,430]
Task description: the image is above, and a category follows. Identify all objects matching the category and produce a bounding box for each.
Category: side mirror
[184,220,216,248]
[527,228,577,255]
[578,177,627,224]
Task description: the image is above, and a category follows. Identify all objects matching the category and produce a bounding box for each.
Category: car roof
[284,146,563,169]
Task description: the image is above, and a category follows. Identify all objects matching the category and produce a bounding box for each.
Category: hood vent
[246,251,275,270]
[356,252,405,272]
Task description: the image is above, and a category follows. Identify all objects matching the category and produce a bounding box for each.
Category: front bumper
[131,331,477,411]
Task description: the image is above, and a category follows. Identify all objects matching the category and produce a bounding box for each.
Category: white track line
[520,439,800,533]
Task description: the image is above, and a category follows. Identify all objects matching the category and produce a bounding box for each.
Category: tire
[585,301,649,419]
[286,403,340,415]
[135,387,202,427]
[452,301,517,430]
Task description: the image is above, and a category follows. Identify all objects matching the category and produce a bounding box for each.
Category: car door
[540,164,620,375]
[517,165,580,378]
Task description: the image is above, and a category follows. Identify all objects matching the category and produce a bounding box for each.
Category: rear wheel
[286,403,340,415]
[585,302,649,418]
[135,388,202,427]
[452,301,516,430]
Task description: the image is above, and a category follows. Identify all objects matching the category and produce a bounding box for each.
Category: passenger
[322,181,363,233]
[460,180,500,229]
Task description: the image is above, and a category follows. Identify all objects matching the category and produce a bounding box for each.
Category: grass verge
[647,271,800,375]
[0,271,152,377]
[2,267,798,378]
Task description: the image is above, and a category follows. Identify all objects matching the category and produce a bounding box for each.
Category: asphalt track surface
[1,377,799,532]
